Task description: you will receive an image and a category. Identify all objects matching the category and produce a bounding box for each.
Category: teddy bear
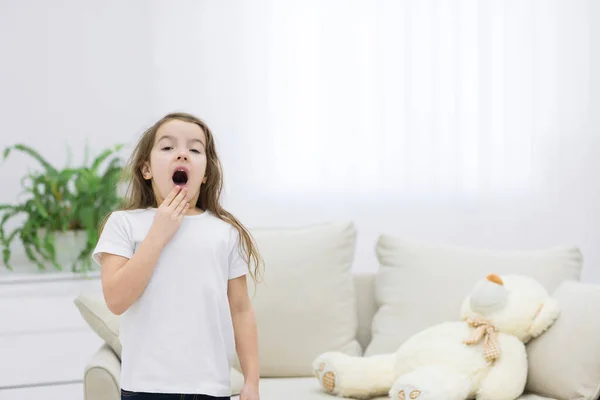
[312,273,560,400]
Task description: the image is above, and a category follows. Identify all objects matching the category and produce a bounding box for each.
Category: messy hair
[100,112,264,285]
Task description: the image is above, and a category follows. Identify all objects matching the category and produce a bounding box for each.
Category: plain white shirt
[92,208,248,396]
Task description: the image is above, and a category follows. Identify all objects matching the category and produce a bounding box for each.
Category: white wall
[0,0,156,269]
[1,1,599,283]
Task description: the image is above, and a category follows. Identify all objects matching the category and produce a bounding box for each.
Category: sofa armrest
[84,343,121,400]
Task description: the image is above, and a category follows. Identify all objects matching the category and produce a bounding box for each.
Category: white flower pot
[1,229,93,276]
[52,230,89,271]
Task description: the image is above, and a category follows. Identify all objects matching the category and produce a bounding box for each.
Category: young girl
[92,112,263,400]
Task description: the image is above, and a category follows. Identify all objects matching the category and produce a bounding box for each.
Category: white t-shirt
[92,208,248,396]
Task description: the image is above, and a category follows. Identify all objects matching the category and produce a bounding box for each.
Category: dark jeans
[121,389,230,400]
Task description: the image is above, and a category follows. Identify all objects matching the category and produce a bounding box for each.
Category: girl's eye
[190,149,201,154]
[162,146,173,151]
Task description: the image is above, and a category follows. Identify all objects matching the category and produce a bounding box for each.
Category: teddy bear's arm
[476,335,528,400]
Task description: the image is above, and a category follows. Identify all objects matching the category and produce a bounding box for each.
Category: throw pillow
[240,221,362,377]
[526,280,600,400]
[365,235,583,356]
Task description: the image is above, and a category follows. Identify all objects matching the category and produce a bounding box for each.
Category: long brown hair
[101,112,264,285]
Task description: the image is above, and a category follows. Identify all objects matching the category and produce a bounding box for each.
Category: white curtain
[151,0,598,280]
[247,0,589,202]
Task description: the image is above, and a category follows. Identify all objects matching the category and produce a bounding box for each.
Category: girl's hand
[239,382,259,400]
[148,186,189,246]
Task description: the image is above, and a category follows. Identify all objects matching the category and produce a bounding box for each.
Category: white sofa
[75,222,600,400]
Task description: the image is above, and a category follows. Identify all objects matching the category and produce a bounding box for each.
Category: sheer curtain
[152,0,598,280]
[255,0,590,202]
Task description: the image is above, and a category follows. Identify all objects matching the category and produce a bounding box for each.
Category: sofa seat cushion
[256,377,557,400]
[257,377,387,400]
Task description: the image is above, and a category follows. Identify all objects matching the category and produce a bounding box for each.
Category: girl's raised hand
[149,186,189,246]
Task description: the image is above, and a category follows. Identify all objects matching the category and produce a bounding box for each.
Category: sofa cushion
[241,222,361,377]
[255,377,557,400]
[257,377,388,400]
[366,235,582,356]
[526,281,600,400]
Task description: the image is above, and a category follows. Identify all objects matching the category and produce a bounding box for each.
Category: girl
[93,112,263,400]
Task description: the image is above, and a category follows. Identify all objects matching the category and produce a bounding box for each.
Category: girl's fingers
[169,188,187,209]
[163,186,181,207]
[175,202,189,219]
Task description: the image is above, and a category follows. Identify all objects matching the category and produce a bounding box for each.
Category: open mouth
[172,169,188,186]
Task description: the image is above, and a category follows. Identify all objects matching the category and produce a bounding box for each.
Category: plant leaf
[22,242,44,270]
[10,144,57,173]
[2,248,12,270]
[42,230,55,259]
[33,192,49,218]
[90,144,123,172]
[5,227,22,245]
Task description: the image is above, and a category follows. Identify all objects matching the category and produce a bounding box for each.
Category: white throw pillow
[526,281,600,400]
[365,235,583,356]
[241,222,362,377]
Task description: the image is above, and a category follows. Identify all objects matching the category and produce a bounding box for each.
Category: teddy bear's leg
[389,366,471,400]
[313,352,396,399]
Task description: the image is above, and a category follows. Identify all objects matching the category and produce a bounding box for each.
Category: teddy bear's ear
[528,297,560,340]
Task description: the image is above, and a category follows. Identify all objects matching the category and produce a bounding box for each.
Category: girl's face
[141,119,208,209]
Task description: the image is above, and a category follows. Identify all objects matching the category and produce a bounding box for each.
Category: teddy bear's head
[460,273,560,343]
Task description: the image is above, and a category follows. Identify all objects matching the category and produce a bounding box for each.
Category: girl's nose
[176,153,188,161]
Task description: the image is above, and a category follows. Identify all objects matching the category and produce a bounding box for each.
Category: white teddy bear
[313,273,560,400]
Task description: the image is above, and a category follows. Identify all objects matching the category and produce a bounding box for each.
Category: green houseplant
[0,143,125,273]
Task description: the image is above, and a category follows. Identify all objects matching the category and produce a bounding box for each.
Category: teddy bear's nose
[486,274,504,285]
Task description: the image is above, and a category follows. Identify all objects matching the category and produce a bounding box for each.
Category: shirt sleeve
[228,226,249,280]
[92,212,134,266]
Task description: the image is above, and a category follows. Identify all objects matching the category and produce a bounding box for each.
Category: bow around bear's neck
[463,316,500,362]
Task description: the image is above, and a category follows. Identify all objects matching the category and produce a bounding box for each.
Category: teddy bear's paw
[390,367,470,400]
[312,353,342,394]
[390,385,429,400]
[390,374,441,400]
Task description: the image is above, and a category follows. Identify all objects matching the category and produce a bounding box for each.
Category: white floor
[2,383,85,400]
